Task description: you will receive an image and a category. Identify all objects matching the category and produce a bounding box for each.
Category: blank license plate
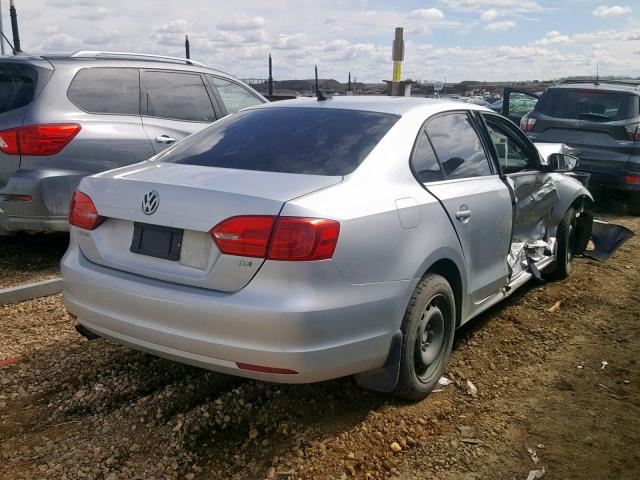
[130,222,183,261]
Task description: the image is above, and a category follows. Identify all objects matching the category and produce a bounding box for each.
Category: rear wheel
[394,274,456,401]
[546,207,577,280]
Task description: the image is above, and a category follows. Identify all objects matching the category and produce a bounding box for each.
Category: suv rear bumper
[62,240,414,384]
[0,168,86,233]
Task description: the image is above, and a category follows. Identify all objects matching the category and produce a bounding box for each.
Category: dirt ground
[0,233,68,288]
[0,213,638,480]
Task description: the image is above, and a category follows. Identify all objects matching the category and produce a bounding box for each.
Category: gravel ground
[0,214,638,480]
[0,233,68,288]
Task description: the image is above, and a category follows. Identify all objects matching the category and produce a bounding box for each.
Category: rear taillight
[268,217,340,261]
[69,190,104,230]
[624,175,640,184]
[0,123,80,156]
[210,216,276,258]
[625,124,640,141]
[519,114,538,132]
[210,216,340,261]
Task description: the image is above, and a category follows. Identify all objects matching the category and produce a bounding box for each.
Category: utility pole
[268,53,273,96]
[391,27,404,96]
[314,64,319,96]
[184,35,190,59]
[0,0,5,55]
[347,72,351,92]
[9,0,20,54]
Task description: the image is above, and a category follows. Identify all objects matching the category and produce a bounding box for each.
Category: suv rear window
[0,62,38,114]
[536,88,639,121]
[159,107,399,176]
[68,68,140,115]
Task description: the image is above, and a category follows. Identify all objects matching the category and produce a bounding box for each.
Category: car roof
[551,80,640,94]
[4,51,233,77]
[247,95,491,116]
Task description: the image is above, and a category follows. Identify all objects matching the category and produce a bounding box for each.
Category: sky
[4,0,640,83]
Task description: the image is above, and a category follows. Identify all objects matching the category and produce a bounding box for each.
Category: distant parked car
[516,80,640,214]
[489,99,503,112]
[64,96,604,399]
[0,51,266,234]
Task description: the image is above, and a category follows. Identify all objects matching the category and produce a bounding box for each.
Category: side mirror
[546,153,579,173]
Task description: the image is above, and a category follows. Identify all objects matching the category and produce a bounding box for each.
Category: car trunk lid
[75,162,342,292]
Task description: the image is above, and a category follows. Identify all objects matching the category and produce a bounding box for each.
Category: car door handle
[455,208,472,221]
[155,135,176,144]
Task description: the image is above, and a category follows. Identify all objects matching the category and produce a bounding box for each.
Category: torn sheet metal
[508,173,560,244]
[584,221,634,261]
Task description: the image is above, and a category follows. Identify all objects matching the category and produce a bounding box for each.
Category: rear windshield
[159,107,399,176]
[0,62,38,114]
[536,88,639,121]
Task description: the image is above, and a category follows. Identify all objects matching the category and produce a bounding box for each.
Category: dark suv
[0,51,266,234]
[517,80,640,214]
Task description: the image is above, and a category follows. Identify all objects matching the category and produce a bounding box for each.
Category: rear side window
[0,62,37,113]
[68,68,139,115]
[209,76,263,114]
[411,129,444,183]
[159,107,399,176]
[144,71,215,122]
[536,88,640,121]
[426,113,492,179]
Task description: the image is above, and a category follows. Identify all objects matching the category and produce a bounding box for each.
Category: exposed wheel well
[424,259,463,328]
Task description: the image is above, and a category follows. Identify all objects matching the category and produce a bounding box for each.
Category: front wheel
[394,274,456,401]
[546,207,577,280]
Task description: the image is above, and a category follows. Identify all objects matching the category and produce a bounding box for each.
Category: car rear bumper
[62,240,414,383]
[0,168,86,232]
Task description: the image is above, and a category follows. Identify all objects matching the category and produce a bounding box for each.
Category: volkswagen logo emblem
[141,190,159,215]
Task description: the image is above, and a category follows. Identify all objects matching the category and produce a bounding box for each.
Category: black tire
[546,207,577,280]
[629,192,640,216]
[394,274,456,401]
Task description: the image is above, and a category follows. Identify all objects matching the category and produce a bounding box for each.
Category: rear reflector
[236,362,298,375]
[69,190,104,230]
[624,175,640,184]
[0,123,81,156]
[210,216,340,261]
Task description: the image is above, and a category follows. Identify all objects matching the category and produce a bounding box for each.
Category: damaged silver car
[62,97,633,400]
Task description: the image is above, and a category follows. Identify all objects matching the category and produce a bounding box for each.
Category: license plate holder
[130,222,183,261]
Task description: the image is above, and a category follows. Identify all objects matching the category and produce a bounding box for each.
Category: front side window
[484,119,533,173]
[144,71,215,122]
[426,113,492,179]
[68,68,139,115]
[411,129,444,183]
[209,76,263,114]
[159,107,399,176]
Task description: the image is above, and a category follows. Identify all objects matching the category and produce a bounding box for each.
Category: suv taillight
[0,124,81,156]
[519,114,538,132]
[69,190,104,230]
[211,216,340,261]
[625,124,640,141]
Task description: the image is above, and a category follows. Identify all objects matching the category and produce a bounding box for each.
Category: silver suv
[0,51,266,234]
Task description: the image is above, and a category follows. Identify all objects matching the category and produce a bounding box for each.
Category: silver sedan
[62,96,598,399]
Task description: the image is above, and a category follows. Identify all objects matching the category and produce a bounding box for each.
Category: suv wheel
[629,192,640,216]
[394,274,456,401]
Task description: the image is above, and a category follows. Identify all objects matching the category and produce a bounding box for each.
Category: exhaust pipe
[75,323,100,340]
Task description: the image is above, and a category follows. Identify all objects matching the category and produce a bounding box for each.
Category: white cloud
[273,33,308,50]
[70,7,110,20]
[440,0,542,12]
[217,16,266,31]
[158,19,188,34]
[485,20,516,31]
[409,8,445,20]
[480,9,499,21]
[592,5,632,17]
